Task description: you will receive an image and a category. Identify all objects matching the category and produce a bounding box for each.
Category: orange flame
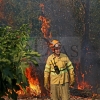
[17,66,41,96]
[39,15,52,38]
[78,81,93,90]
[39,3,52,38]
[25,66,41,96]
[75,62,92,90]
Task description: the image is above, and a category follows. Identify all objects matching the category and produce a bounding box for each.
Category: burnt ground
[2,94,100,100]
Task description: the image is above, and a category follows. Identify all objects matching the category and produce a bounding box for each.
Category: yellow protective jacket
[44,53,74,84]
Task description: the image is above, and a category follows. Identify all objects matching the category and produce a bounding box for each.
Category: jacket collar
[52,53,62,59]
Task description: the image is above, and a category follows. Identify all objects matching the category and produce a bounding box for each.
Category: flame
[39,15,52,38]
[25,66,41,96]
[39,4,52,39]
[78,81,92,90]
[77,73,92,90]
[17,66,41,96]
[75,62,92,90]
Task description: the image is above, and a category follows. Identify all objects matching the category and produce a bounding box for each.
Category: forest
[0,0,100,99]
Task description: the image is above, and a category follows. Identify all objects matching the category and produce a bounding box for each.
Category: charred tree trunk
[81,0,89,61]
[81,0,90,63]
[81,0,91,87]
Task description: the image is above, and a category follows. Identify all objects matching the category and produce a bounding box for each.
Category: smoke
[43,0,75,37]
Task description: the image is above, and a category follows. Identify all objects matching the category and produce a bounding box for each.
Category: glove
[44,77,49,90]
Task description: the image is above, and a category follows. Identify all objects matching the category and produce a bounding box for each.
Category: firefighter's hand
[44,77,49,90]
[70,74,75,86]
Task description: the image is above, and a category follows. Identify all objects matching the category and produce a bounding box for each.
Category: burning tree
[0,24,40,100]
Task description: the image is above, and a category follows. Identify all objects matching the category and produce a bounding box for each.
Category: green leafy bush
[0,24,40,100]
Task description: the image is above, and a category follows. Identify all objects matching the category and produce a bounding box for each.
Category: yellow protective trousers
[50,82,70,100]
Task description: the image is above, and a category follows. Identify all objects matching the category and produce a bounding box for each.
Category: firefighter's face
[54,46,61,55]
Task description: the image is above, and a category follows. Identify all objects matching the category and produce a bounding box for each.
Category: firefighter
[44,39,75,100]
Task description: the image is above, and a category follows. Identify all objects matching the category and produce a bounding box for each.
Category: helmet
[51,40,59,46]
[50,40,61,52]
